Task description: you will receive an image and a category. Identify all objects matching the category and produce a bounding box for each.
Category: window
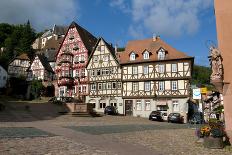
[97,46,101,51]
[132,66,138,75]
[158,48,166,60]
[107,82,111,89]
[93,56,98,62]
[101,45,105,52]
[91,84,96,90]
[143,66,149,74]
[97,69,101,76]
[136,100,142,110]
[130,52,136,60]
[100,103,106,109]
[172,64,177,72]
[78,86,81,93]
[158,81,165,91]
[172,81,178,90]
[112,82,116,89]
[98,83,102,90]
[103,55,109,61]
[111,103,117,107]
[143,51,149,59]
[173,101,179,112]
[102,68,108,75]
[118,82,122,89]
[93,103,96,108]
[83,86,86,92]
[91,70,95,76]
[144,82,150,91]
[103,83,106,89]
[158,64,165,73]
[75,70,79,77]
[145,100,151,110]
[81,69,85,77]
[132,82,139,92]
[80,55,85,62]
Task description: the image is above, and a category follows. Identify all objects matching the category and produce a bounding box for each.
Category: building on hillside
[55,21,97,101]
[0,65,8,88]
[119,37,193,122]
[8,53,31,78]
[32,24,67,50]
[27,54,54,81]
[86,38,123,114]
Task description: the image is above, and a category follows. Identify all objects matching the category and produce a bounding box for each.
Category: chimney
[153,34,160,41]
[114,44,118,54]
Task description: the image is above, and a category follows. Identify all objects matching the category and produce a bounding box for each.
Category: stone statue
[209,46,223,81]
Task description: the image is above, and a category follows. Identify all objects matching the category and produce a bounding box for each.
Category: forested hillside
[0,21,36,69]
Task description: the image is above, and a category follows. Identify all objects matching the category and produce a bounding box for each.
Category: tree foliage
[192,65,212,86]
[0,21,36,69]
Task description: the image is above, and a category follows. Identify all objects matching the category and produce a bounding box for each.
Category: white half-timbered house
[28,54,54,81]
[8,53,31,78]
[86,38,123,114]
[119,37,193,122]
[55,21,97,101]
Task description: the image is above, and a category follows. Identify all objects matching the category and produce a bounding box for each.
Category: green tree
[192,65,212,85]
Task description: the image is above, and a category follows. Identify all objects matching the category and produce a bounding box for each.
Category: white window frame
[130,52,136,60]
[91,83,96,90]
[158,64,165,73]
[158,81,165,91]
[132,82,139,92]
[143,65,149,75]
[145,100,151,111]
[172,64,177,72]
[158,48,166,60]
[98,83,102,90]
[136,100,142,111]
[132,66,138,75]
[171,81,178,90]
[143,51,149,59]
[93,56,98,62]
[173,101,179,112]
[144,82,151,92]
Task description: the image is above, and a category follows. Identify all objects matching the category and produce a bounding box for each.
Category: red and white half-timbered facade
[55,21,97,101]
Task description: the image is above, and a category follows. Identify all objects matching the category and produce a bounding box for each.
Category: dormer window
[157,48,166,60]
[143,51,149,59]
[130,52,136,61]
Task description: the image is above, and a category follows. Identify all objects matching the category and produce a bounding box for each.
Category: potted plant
[196,120,225,149]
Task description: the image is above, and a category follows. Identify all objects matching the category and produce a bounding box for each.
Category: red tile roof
[119,38,193,64]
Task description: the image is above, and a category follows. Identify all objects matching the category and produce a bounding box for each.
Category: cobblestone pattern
[0,136,116,155]
[103,129,232,155]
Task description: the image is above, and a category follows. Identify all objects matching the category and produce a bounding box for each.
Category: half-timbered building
[55,21,97,101]
[86,38,123,114]
[119,37,193,122]
[8,53,31,78]
[28,54,54,81]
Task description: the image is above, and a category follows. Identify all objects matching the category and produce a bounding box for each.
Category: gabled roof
[43,36,64,51]
[56,21,97,60]
[37,54,54,73]
[69,21,97,54]
[119,38,193,64]
[86,37,119,67]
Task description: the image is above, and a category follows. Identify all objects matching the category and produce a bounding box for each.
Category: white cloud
[0,0,79,31]
[110,0,213,38]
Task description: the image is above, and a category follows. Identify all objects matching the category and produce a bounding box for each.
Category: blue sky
[0,0,216,66]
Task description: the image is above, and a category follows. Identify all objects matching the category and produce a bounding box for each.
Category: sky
[0,0,216,66]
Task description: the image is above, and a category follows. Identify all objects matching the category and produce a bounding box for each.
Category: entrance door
[125,100,133,116]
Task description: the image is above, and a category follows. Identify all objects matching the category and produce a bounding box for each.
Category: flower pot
[203,136,224,149]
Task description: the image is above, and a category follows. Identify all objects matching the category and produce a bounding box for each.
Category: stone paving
[0,100,232,155]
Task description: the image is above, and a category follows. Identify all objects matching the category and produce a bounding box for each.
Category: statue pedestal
[211,79,223,93]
